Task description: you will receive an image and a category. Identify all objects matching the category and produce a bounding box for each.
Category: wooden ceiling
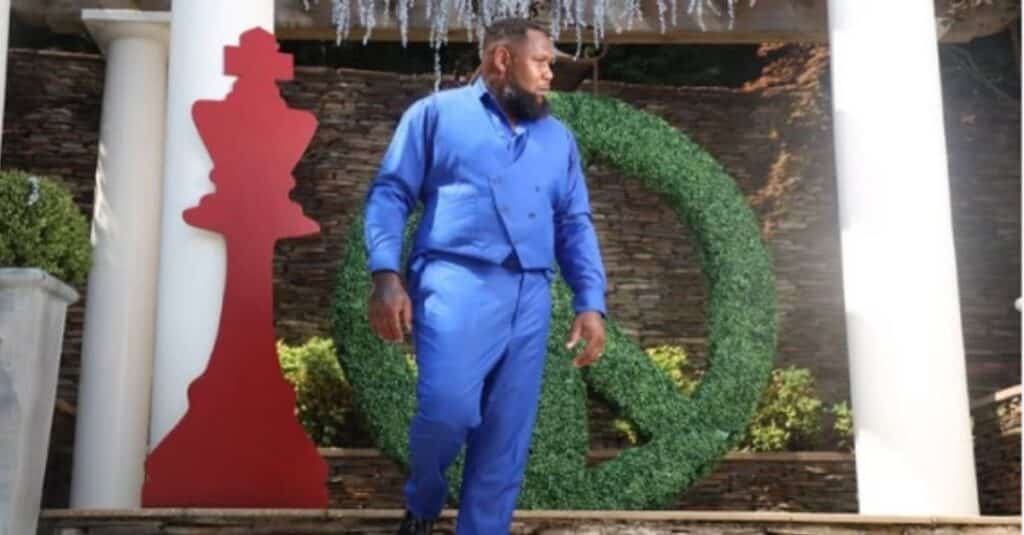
[12,0,1019,44]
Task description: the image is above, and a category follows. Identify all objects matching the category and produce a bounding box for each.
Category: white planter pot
[0,268,79,535]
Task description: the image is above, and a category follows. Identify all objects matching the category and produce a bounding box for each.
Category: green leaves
[738,366,823,452]
[331,92,777,509]
[0,170,91,284]
[278,337,352,446]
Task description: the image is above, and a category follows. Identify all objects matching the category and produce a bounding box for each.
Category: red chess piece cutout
[142,27,327,508]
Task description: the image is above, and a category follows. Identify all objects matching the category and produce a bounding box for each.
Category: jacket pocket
[429,159,482,247]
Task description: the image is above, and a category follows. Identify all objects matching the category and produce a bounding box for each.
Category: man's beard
[499,78,550,122]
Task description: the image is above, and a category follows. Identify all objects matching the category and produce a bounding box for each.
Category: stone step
[37,508,1022,535]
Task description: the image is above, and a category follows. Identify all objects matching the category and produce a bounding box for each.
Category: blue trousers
[404,252,551,534]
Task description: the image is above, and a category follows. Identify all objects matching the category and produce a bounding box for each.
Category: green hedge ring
[331,91,777,509]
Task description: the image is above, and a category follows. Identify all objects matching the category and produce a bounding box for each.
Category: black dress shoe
[397,510,435,534]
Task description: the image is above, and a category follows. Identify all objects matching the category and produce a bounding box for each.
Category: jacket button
[534,186,541,193]
[528,212,536,219]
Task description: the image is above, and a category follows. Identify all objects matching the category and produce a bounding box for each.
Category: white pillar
[149,0,274,448]
[70,9,170,508]
[0,0,11,159]
[827,0,979,516]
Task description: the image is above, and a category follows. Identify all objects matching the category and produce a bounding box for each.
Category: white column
[0,0,10,159]
[149,0,274,448]
[827,0,979,516]
[70,10,170,509]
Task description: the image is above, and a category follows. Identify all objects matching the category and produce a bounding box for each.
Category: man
[363,17,607,535]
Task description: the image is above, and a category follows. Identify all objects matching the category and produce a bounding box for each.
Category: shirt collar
[472,76,528,136]
[471,75,491,103]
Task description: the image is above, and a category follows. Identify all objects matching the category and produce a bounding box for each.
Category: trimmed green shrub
[0,170,91,284]
[331,91,777,509]
[612,345,699,445]
[278,337,352,447]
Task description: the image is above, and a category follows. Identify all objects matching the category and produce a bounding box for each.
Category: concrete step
[37,508,1022,534]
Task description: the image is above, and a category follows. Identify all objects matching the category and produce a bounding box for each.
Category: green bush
[829,400,855,451]
[644,345,700,395]
[278,337,352,447]
[0,170,91,284]
[739,366,823,452]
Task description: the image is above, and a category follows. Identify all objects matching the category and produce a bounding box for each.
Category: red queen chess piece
[142,28,327,508]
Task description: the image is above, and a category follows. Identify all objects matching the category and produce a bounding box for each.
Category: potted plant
[0,169,90,535]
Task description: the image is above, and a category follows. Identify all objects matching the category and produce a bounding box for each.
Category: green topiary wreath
[331,91,776,509]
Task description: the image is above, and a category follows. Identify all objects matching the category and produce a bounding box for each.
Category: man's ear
[493,45,511,76]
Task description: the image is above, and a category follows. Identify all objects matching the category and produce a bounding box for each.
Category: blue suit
[364,77,606,534]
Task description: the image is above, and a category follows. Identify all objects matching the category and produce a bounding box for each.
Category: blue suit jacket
[363,78,607,316]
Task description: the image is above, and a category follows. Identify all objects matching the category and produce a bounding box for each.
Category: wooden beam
[12,0,1020,44]
[273,0,1017,43]
[275,25,832,44]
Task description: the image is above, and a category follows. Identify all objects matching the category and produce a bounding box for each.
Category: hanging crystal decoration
[356,0,377,44]
[591,0,605,45]
[315,0,754,88]
[397,0,410,46]
[332,0,351,44]
[573,0,584,56]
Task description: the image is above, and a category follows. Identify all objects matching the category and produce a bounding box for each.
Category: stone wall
[250,387,1024,515]
[325,449,858,512]
[972,385,1021,515]
[5,48,1018,419]
[3,51,104,413]
[41,385,1017,512]
[2,47,1019,510]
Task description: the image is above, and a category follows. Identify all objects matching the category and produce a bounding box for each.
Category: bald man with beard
[363,17,608,535]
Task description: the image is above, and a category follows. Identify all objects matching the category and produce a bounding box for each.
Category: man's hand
[368,271,413,342]
[566,311,606,368]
